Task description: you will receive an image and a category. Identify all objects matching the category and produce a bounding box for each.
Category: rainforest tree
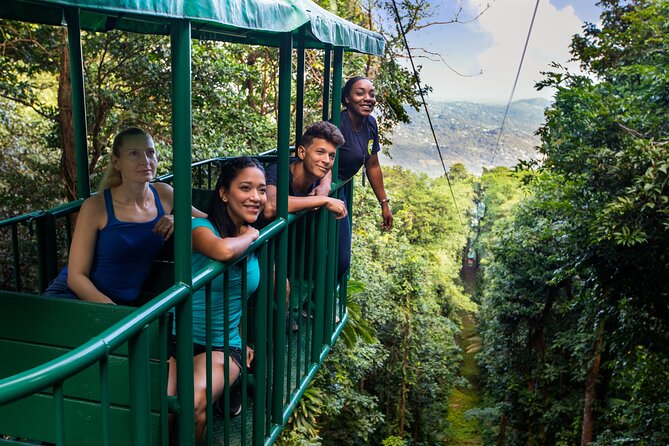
[476,1,669,444]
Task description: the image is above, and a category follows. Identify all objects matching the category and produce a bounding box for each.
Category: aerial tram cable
[490,0,540,166]
[390,0,464,226]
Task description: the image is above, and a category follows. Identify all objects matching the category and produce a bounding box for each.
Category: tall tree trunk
[58,28,77,201]
[581,320,605,446]
[496,413,507,446]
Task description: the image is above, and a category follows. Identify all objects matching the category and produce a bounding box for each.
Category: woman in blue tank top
[167,157,266,445]
[45,127,205,305]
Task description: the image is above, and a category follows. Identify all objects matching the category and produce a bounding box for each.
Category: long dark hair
[341,76,368,108]
[207,157,265,238]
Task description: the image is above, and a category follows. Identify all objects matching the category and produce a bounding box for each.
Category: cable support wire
[390,0,463,226]
[490,0,540,166]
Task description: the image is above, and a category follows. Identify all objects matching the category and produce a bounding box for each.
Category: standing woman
[336,76,393,277]
[168,157,265,445]
[44,127,191,305]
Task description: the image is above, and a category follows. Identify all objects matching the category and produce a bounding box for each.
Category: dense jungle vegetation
[2,1,668,445]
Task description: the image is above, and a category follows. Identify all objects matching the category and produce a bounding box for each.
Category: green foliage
[339,280,378,348]
[290,168,472,446]
[476,1,669,444]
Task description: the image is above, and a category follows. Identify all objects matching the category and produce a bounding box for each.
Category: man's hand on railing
[246,346,254,367]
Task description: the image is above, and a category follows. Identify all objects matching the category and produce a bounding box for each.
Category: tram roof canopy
[1,0,384,55]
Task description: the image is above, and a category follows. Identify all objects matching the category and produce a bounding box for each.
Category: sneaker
[229,387,242,417]
[214,384,242,418]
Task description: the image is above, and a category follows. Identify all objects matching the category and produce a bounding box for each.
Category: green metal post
[311,210,327,363]
[323,215,337,345]
[99,357,110,446]
[54,384,65,445]
[322,45,332,122]
[273,31,292,424]
[253,245,269,446]
[64,8,90,199]
[330,47,344,127]
[11,225,21,291]
[330,47,344,184]
[295,26,306,147]
[35,213,58,293]
[170,19,195,446]
[129,328,152,446]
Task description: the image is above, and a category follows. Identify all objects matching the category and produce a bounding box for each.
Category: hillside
[382,98,550,175]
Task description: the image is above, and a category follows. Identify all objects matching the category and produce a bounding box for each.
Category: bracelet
[379,198,390,206]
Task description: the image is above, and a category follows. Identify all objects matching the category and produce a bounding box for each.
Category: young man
[264,121,347,220]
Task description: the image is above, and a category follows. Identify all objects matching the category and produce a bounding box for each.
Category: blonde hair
[99,127,153,191]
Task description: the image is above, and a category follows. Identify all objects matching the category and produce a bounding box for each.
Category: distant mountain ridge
[381,98,550,176]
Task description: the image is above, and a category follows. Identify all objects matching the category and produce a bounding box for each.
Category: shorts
[169,335,243,371]
[43,270,78,299]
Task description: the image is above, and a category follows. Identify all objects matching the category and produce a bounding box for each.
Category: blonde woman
[45,127,204,305]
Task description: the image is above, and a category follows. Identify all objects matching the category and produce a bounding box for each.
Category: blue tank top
[88,185,165,304]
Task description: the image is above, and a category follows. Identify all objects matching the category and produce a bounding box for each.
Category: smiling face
[113,134,157,183]
[219,166,267,227]
[345,79,376,117]
[299,137,337,179]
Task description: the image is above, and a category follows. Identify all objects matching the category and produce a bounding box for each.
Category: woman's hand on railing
[153,215,174,240]
[239,224,259,241]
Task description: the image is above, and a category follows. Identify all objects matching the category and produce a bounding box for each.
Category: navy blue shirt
[337,110,381,181]
[265,162,320,197]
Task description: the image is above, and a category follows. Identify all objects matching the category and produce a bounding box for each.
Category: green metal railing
[0,182,351,445]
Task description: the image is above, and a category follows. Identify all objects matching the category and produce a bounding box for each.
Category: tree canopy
[475,1,669,444]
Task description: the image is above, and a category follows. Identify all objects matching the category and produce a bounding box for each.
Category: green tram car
[0,1,384,444]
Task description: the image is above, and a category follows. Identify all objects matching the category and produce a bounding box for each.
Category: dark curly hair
[300,121,345,148]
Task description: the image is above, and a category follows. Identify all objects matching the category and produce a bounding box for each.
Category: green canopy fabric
[0,0,384,55]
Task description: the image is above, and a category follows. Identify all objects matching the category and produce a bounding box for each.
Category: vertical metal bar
[305,214,316,372]
[171,18,195,446]
[35,213,58,293]
[63,8,90,199]
[323,216,336,345]
[240,257,249,445]
[330,47,344,184]
[273,31,292,424]
[222,272,230,446]
[65,215,73,254]
[11,224,21,291]
[296,218,307,383]
[322,45,332,122]
[295,26,306,147]
[311,210,328,363]
[286,223,297,400]
[206,282,213,446]
[159,313,169,445]
[54,383,65,446]
[330,47,344,127]
[253,244,269,446]
[129,328,152,446]
[266,241,275,430]
[100,357,111,446]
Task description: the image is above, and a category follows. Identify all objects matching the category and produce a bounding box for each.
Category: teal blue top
[191,218,260,349]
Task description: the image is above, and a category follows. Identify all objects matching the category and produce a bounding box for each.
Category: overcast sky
[403,0,603,103]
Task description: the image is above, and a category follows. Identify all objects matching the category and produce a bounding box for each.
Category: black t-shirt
[337,110,381,181]
[265,162,320,197]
